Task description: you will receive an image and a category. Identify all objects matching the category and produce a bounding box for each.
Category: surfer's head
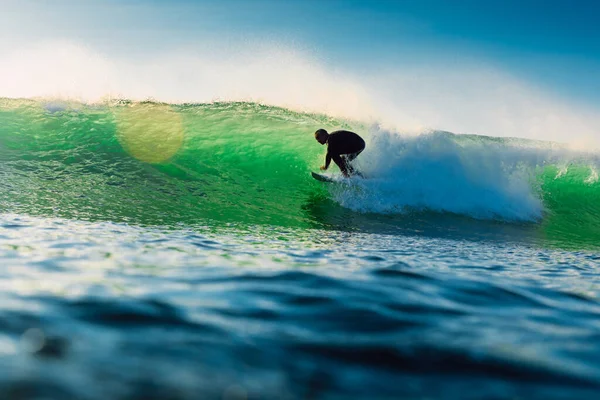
[314,129,328,145]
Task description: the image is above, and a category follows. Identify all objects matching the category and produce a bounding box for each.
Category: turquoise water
[1,98,600,399]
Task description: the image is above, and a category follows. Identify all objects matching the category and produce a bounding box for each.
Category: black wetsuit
[325,130,366,176]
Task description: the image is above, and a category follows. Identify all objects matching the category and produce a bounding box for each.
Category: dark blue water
[2,215,600,399]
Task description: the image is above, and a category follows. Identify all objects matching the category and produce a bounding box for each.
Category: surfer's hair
[315,129,328,138]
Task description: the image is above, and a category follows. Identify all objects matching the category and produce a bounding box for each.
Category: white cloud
[366,65,600,146]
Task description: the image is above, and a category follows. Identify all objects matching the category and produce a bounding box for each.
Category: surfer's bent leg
[342,149,364,176]
[341,155,356,175]
[331,154,350,177]
[346,149,363,162]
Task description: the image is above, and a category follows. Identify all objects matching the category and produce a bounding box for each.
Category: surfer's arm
[321,153,332,170]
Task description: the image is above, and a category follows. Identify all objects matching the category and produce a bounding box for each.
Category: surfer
[314,129,365,177]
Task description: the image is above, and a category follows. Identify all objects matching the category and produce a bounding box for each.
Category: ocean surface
[1,98,600,399]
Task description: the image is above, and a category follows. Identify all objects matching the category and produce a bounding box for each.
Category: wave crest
[332,129,598,221]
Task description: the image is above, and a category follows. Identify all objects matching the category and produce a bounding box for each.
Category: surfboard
[311,171,337,183]
[311,171,365,182]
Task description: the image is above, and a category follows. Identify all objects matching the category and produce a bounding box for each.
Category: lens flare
[115,103,184,163]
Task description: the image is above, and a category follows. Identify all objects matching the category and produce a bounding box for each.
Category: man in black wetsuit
[314,128,365,177]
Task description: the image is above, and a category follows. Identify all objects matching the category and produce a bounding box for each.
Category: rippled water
[2,99,600,398]
[2,214,600,399]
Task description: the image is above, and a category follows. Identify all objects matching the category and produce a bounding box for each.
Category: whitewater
[1,43,600,400]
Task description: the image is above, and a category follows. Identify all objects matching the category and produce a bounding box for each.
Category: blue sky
[2,0,599,104]
[1,0,599,142]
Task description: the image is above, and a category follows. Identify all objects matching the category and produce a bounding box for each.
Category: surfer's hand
[320,165,327,171]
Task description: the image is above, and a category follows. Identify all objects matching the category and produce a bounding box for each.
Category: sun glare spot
[115,103,185,163]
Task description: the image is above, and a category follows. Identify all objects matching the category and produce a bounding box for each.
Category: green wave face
[538,165,600,248]
[0,99,356,228]
[1,98,599,249]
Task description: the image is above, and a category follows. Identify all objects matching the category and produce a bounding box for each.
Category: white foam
[329,128,600,221]
[585,167,598,184]
[1,40,599,147]
[0,40,376,123]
